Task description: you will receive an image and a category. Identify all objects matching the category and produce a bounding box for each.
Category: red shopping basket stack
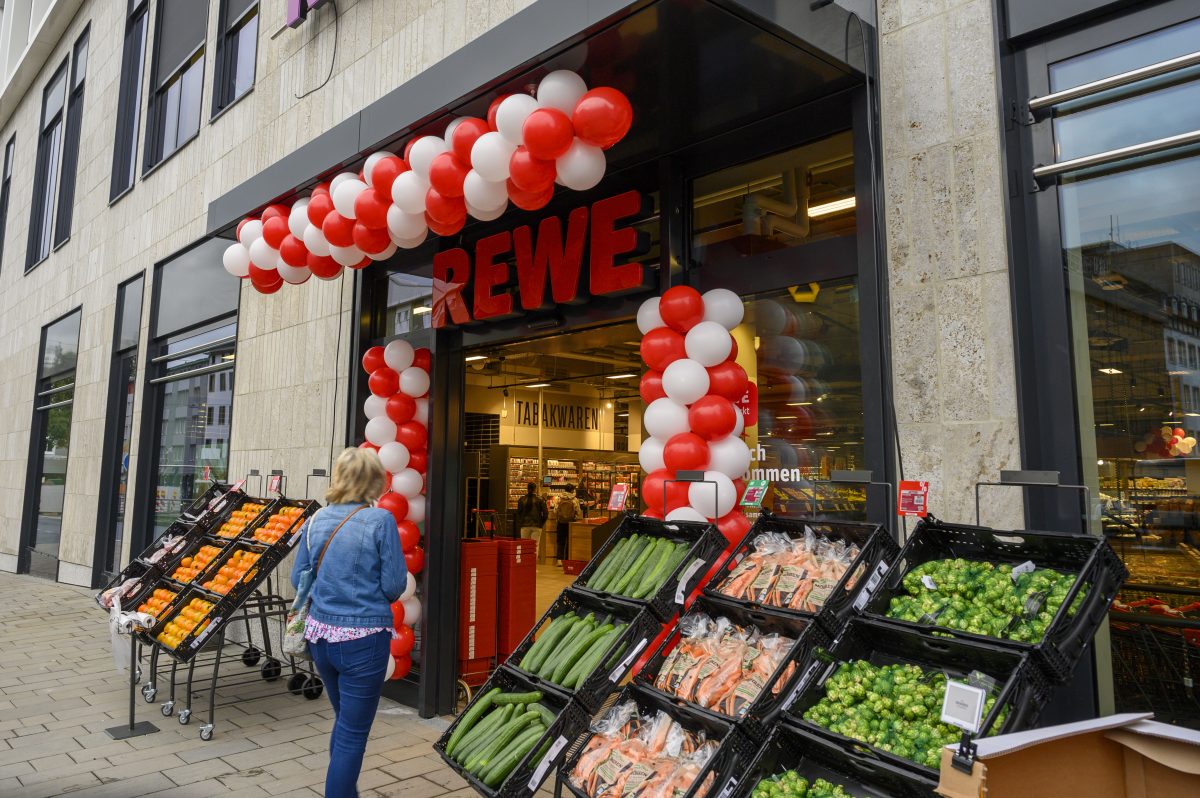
[458,538,498,686]
[497,538,537,659]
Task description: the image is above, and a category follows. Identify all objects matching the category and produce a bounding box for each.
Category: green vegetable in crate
[446,689,553,785]
[802,660,1008,770]
[888,558,1088,644]
[752,772,852,798]
[518,609,628,689]
[586,534,690,600]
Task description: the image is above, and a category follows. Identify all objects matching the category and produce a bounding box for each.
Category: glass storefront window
[102,274,143,578]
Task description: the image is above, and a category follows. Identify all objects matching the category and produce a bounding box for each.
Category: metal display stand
[974,469,1090,527]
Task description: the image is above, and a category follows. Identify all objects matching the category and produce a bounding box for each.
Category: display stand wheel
[242,647,261,667]
[261,659,282,682]
[160,701,175,717]
[302,676,323,701]
[287,673,306,695]
[199,724,214,742]
[455,679,472,714]
[133,668,141,684]
[178,709,191,725]
[141,684,156,703]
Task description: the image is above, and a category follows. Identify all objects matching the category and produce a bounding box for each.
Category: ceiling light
[606,373,637,379]
[465,355,488,362]
[778,415,798,419]
[1098,367,1122,375]
[605,401,613,409]
[1097,459,1105,466]
[617,413,629,417]
[787,401,813,406]
[413,306,432,314]
[1187,413,1200,418]
[526,383,551,388]
[807,197,856,218]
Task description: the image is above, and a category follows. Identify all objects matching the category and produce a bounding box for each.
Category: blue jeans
[309,632,391,798]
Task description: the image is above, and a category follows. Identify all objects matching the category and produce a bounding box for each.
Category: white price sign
[941,680,987,734]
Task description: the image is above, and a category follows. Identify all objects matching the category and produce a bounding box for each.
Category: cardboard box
[937,713,1200,798]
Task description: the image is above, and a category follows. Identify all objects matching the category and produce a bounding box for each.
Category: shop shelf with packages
[859,516,1127,681]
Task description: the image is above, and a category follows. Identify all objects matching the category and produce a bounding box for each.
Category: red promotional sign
[608,483,630,511]
[897,480,929,518]
[735,383,758,428]
[268,474,282,494]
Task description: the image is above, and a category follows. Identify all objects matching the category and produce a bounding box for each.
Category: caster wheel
[455,679,472,714]
[178,709,192,726]
[287,673,306,695]
[133,668,142,684]
[242,647,261,667]
[160,701,175,717]
[199,725,214,742]
[141,684,156,703]
[261,659,282,682]
[302,676,323,701]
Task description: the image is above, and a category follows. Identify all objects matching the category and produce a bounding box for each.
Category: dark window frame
[143,2,210,173]
[53,26,90,251]
[111,1,149,203]
[25,57,69,271]
[212,1,259,119]
[0,135,15,274]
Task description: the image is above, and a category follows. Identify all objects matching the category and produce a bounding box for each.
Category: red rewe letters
[431,190,650,328]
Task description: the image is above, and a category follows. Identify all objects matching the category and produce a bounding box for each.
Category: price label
[921,575,938,590]
[740,480,769,507]
[268,474,282,494]
[784,661,821,710]
[897,480,929,517]
[717,777,740,798]
[610,638,649,682]
[941,680,987,733]
[675,558,705,604]
[1011,560,1036,582]
[852,560,889,612]
[527,735,568,790]
[608,483,630,511]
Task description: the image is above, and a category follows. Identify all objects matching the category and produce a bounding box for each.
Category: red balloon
[573,87,634,150]
[391,654,412,680]
[732,478,747,501]
[425,188,467,224]
[659,286,705,333]
[487,95,511,131]
[262,216,290,249]
[425,212,465,236]
[362,346,386,374]
[664,432,710,472]
[641,509,664,520]
[353,222,392,254]
[428,152,469,198]
[405,547,426,575]
[507,179,554,211]
[451,118,490,164]
[322,212,355,247]
[396,421,428,451]
[378,492,410,526]
[639,370,666,404]
[397,520,421,552]
[707,361,750,402]
[640,328,686,371]
[279,234,308,267]
[386,394,416,424]
[253,277,284,294]
[350,256,373,270]
[390,600,406,629]
[728,337,739,361]
[306,253,341,279]
[392,624,415,655]
[370,156,408,196]
[413,348,432,370]
[307,192,335,227]
[689,396,738,441]
[642,469,690,513]
[522,108,574,161]
[1175,427,1186,439]
[408,449,428,474]
[353,188,390,229]
[359,441,379,452]
[509,147,557,193]
[716,510,753,544]
[261,203,290,223]
[249,262,282,290]
[369,367,400,397]
[313,181,331,195]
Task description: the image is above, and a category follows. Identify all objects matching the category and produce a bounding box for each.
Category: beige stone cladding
[0,1,536,584]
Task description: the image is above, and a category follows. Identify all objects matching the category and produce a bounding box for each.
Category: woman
[291,447,407,798]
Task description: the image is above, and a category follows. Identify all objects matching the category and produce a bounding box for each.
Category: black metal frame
[25,56,69,271]
[211,1,258,119]
[111,0,149,203]
[0,134,14,273]
[143,3,209,173]
[52,25,89,251]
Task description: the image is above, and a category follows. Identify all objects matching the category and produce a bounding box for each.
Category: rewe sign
[431,190,652,329]
[287,0,332,28]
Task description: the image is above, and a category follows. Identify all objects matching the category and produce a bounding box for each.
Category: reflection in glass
[109,353,137,574]
[1050,17,1200,92]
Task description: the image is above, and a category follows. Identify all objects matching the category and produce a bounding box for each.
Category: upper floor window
[111,1,148,201]
[213,1,259,116]
[144,0,208,170]
[26,59,68,269]
[0,136,14,273]
[53,28,89,249]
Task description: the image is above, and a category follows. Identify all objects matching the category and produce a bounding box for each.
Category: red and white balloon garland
[222,70,634,293]
[637,286,755,544]
[361,339,430,681]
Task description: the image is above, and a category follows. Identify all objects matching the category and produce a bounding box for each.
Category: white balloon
[666,507,707,523]
[708,435,752,480]
[277,261,311,284]
[644,398,691,440]
[384,339,415,372]
[689,471,736,519]
[248,238,279,270]
[394,229,429,249]
[329,172,357,193]
[387,205,427,241]
[392,468,424,499]
[287,199,310,238]
[408,136,448,180]
[406,494,426,523]
[638,436,666,473]
[363,151,394,184]
[732,407,745,437]
[400,572,417,600]
[400,596,422,626]
[637,297,665,334]
[415,398,429,425]
[391,171,430,214]
[466,201,508,222]
[555,139,605,191]
[367,242,398,261]
[222,243,251,278]
[303,224,331,256]
[399,366,430,397]
[365,416,398,447]
[536,70,588,116]
[332,178,368,219]
[756,300,788,335]
[364,394,388,420]
[329,243,365,267]
[470,132,517,182]
[685,321,733,367]
[662,359,711,405]
[385,657,396,680]
[444,117,464,142]
[702,288,745,330]
[238,219,263,246]
[378,441,411,473]
[495,94,540,145]
[463,170,509,211]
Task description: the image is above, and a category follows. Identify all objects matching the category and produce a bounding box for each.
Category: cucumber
[632,541,678,599]
[589,537,631,590]
[465,710,540,774]
[537,613,594,678]
[531,702,557,727]
[522,614,578,674]
[445,686,500,757]
[451,706,504,761]
[612,538,662,596]
[552,623,614,684]
[564,625,622,688]
[594,536,642,592]
[482,725,545,787]
[493,690,542,705]
[608,537,650,590]
[519,613,573,671]
[455,704,512,763]
[659,544,690,589]
[623,539,666,597]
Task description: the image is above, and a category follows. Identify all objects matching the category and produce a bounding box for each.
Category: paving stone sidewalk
[0,572,472,797]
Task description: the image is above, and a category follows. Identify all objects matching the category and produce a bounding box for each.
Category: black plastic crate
[558,684,758,798]
[244,497,318,549]
[504,587,664,713]
[782,618,1048,789]
[860,516,1127,681]
[143,586,224,658]
[634,594,830,742]
[434,666,592,798]
[704,515,899,637]
[206,496,276,544]
[726,719,933,798]
[192,540,276,602]
[572,515,728,621]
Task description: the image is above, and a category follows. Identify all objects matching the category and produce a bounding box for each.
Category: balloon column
[223,70,634,293]
[362,339,430,681]
[637,287,755,544]
[1134,426,1197,458]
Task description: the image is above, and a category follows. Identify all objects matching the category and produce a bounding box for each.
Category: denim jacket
[290,503,407,628]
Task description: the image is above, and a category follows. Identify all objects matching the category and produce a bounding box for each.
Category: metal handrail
[150,334,236,364]
[149,361,234,385]
[1032,128,1200,182]
[36,382,74,397]
[1029,49,1200,114]
[35,398,74,411]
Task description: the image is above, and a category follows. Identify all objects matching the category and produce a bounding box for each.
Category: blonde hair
[326,447,387,504]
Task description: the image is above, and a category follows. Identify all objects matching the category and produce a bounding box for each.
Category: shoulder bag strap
[313,505,367,578]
